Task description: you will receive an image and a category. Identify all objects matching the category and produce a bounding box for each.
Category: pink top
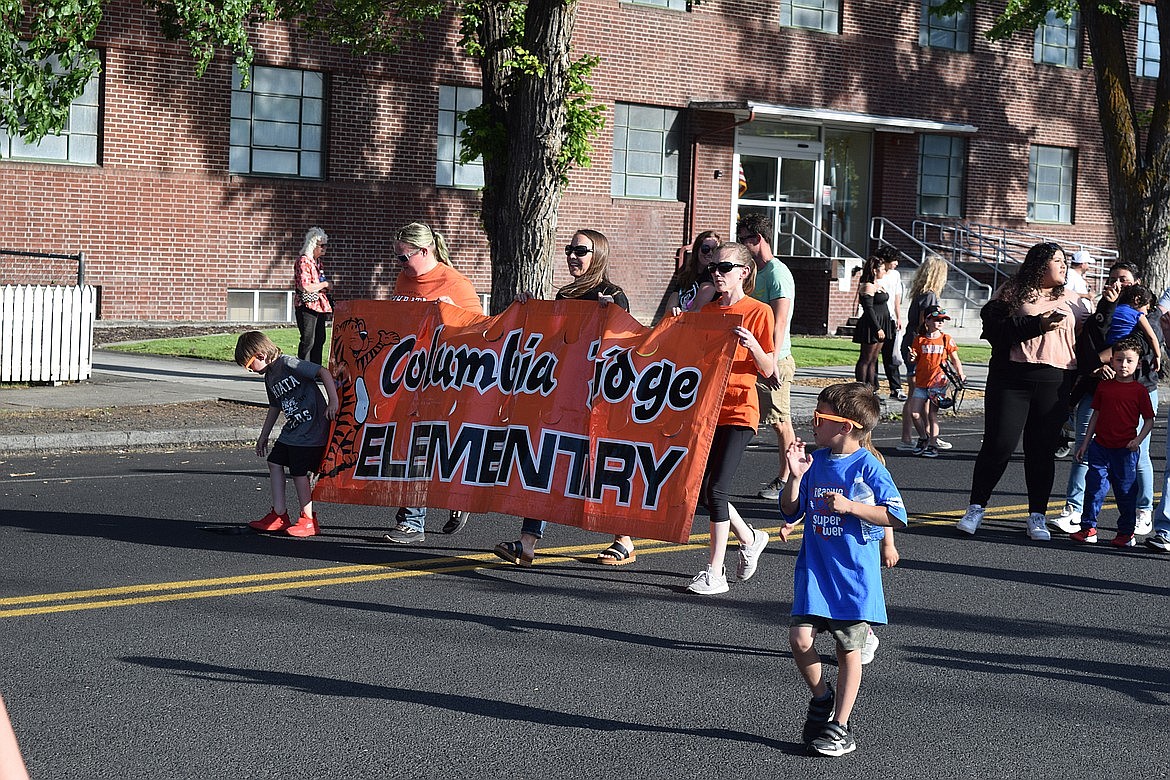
[295,254,332,314]
[1008,290,1089,369]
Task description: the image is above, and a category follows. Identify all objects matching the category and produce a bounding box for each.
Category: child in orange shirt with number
[908,306,965,458]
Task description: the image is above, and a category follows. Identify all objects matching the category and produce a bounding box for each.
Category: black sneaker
[442,510,470,535]
[380,524,425,544]
[920,445,939,458]
[912,438,928,454]
[810,720,856,757]
[1145,533,1170,553]
[801,682,835,744]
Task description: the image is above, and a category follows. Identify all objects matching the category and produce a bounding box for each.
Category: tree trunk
[1081,0,1170,293]
[479,0,576,314]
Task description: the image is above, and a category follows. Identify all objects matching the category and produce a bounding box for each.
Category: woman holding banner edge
[493,228,637,566]
[686,241,776,595]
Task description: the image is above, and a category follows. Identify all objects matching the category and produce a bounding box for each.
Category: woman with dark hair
[957,242,1090,540]
[665,230,720,314]
[852,254,892,392]
[494,228,634,565]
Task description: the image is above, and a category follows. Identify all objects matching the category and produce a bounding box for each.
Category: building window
[227,290,294,322]
[230,66,325,178]
[1138,3,1160,79]
[622,0,686,8]
[920,0,971,51]
[611,103,681,200]
[0,60,100,165]
[1034,10,1080,68]
[1028,145,1075,223]
[918,135,966,217]
[436,85,484,188]
[779,0,840,34]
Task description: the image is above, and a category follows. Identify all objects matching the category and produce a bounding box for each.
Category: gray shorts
[790,614,871,652]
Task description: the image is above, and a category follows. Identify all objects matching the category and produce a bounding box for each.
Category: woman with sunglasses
[294,226,332,365]
[687,241,775,595]
[852,254,893,393]
[665,230,720,314]
[494,229,635,566]
[957,241,1089,541]
[380,222,483,544]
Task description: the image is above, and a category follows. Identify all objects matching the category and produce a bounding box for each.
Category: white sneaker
[1049,505,1082,534]
[1135,509,1153,536]
[934,438,953,450]
[687,566,729,595]
[956,504,984,534]
[737,527,769,581]
[860,628,880,665]
[758,476,785,501]
[1026,513,1052,541]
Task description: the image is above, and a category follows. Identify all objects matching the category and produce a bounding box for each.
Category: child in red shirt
[1072,337,1156,547]
[907,306,965,458]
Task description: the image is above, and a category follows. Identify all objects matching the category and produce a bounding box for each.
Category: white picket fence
[0,285,97,383]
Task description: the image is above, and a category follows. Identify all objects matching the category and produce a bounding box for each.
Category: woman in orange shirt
[688,242,776,595]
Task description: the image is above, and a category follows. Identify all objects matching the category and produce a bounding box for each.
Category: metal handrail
[0,248,86,286]
[870,217,992,327]
[777,211,865,262]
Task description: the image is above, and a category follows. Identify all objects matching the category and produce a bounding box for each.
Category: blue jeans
[1066,388,1157,513]
[1081,441,1140,534]
[395,506,427,533]
[520,518,546,538]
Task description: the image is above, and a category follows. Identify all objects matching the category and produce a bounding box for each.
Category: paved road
[2,414,1168,779]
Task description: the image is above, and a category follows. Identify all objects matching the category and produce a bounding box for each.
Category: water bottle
[850,474,886,543]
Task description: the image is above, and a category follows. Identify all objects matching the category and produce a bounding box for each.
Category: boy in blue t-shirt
[779,382,908,757]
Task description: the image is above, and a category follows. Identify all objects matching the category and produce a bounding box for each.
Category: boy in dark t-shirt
[235,331,339,538]
[1072,337,1155,548]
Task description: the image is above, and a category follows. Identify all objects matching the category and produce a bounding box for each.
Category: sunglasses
[699,244,716,254]
[707,261,748,275]
[396,248,423,263]
[565,245,593,257]
[245,354,266,372]
[813,410,864,429]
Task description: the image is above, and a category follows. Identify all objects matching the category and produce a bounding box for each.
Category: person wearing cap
[1066,250,1093,297]
[907,306,965,458]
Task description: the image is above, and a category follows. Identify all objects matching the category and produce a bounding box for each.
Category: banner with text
[314,299,740,543]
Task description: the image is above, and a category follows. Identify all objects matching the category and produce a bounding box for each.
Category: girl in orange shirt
[688,242,776,595]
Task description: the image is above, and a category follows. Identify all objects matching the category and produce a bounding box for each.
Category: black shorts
[267,441,325,477]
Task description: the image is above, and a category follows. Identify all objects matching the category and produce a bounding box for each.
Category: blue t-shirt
[1106,304,1142,346]
[265,355,330,447]
[780,447,908,625]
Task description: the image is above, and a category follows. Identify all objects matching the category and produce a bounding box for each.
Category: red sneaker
[1111,533,1136,548]
[286,513,319,538]
[1070,527,1097,544]
[249,509,291,532]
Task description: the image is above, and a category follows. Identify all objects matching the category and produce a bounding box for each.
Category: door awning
[690,100,978,135]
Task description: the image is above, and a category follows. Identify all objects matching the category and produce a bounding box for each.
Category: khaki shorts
[757,355,795,425]
[790,614,871,652]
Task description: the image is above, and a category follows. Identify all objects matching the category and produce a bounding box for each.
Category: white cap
[1070,250,1092,266]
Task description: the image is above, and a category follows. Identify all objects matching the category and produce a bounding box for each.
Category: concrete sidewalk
[0,348,988,453]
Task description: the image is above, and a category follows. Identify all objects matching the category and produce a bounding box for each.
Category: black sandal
[596,541,636,566]
[493,540,534,566]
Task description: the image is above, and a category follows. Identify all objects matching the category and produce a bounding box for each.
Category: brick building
[1,1,1157,331]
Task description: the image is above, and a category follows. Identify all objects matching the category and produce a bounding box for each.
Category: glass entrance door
[736,151,821,254]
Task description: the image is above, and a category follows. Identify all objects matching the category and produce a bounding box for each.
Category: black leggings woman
[852,254,891,391]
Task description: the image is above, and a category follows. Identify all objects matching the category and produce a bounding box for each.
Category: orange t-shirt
[702,295,775,429]
[390,262,483,313]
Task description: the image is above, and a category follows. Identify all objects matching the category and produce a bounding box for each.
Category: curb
[0,427,255,454]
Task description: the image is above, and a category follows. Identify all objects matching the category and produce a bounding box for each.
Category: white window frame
[0,52,101,165]
[436,85,484,188]
[1034,10,1080,68]
[780,0,840,34]
[1028,145,1075,224]
[1138,4,1161,79]
[611,103,682,200]
[230,65,326,179]
[919,0,971,52]
[918,135,966,217]
[227,289,295,322]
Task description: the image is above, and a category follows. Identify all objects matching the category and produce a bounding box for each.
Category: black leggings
[969,363,1074,514]
[881,328,903,393]
[700,425,754,523]
[296,307,328,365]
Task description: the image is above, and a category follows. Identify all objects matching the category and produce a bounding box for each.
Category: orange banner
[314,299,740,543]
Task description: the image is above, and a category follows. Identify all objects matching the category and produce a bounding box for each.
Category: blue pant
[395,506,427,532]
[1066,389,1156,513]
[1081,441,1139,534]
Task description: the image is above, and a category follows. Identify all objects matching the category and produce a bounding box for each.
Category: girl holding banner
[494,229,637,566]
[687,242,776,595]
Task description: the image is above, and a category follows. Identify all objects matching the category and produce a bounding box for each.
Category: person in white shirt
[874,245,906,401]
[1066,250,1092,297]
